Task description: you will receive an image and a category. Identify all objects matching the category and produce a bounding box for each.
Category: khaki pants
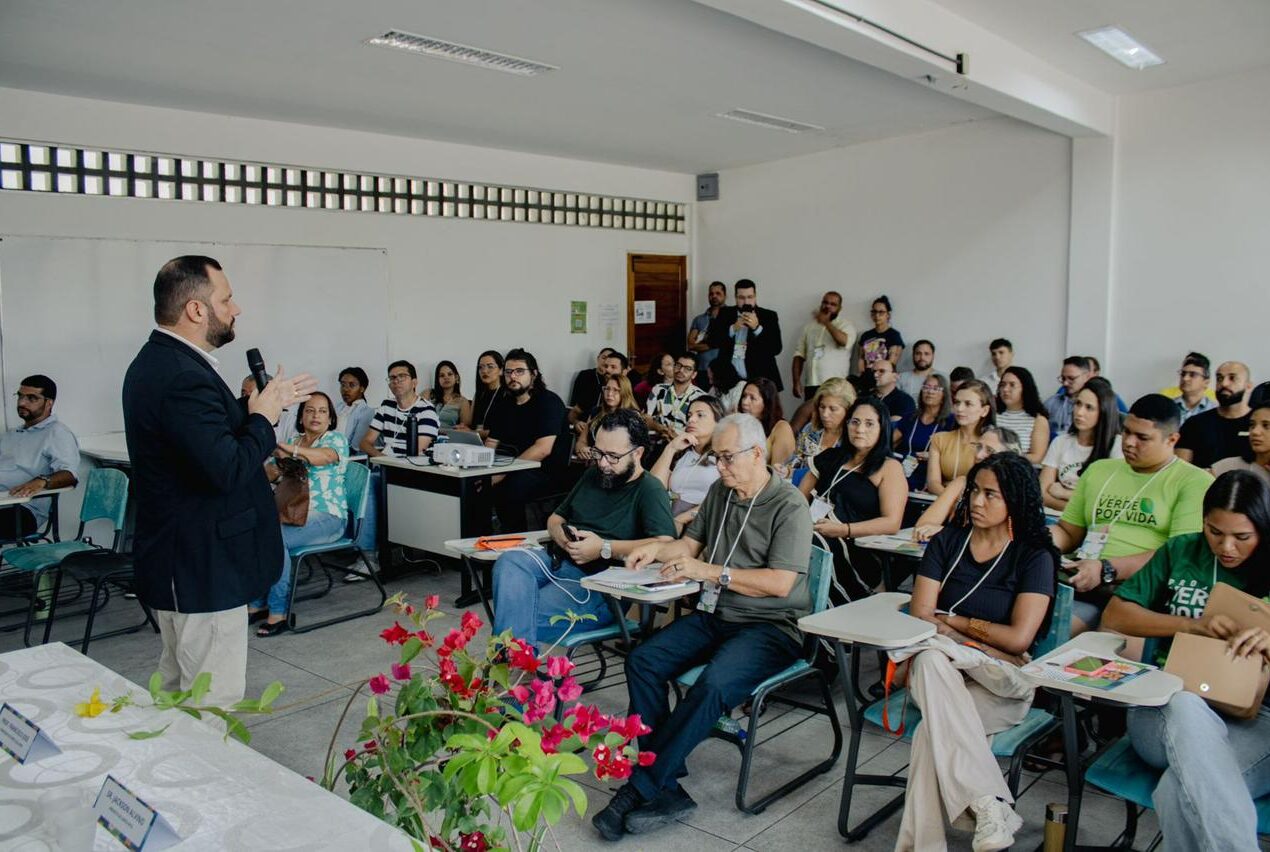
[155,606,248,708]
[897,649,1031,852]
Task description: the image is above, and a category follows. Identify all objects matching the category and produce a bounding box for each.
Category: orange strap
[475,535,526,551]
[881,658,911,736]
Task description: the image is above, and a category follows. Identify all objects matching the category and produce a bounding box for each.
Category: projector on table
[433,444,496,468]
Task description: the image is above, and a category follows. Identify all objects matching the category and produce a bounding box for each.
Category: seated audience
[926,379,996,495]
[491,409,675,647]
[793,377,855,474]
[593,414,812,840]
[800,396,907,600]
[706,278,784,389]
[856,294,904,375]
[980,337,1013,394]
[484,348,568,531]
[428,360,472,430]
[465,349,506,436]
[738,378,795,476]
[1177,360,1253,469]
[912,426,1021,541]
[1163,351,1217,425]
[1051,394,1212,631]
[897,338,936,399]
[568,347,616,425]
[252,392,349,636]
[1102,470,1270,852]
[893,371,952,491]
[336,366,375,450]
[994,366,1050,464]
[949,366,976,395]
[1044,356,1092,436]
[0,374,79,540]
[633,352,674,408]
[790,290,855,427]
[650,395,724,516]
[1040,377,1123,511]
[359,360,440,458]
[575,374,645,455]
[1212,382,1270,484]
[706,356,743,415]
[870,359,916,422]
[646,352,705,438]
[902,453,1056,852]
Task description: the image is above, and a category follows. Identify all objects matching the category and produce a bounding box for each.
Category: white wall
[1107,65,1270,396]
[694,116,1072,408]
[0,86,693,419]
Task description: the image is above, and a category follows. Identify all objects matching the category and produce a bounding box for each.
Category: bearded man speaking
[488,409,676,648]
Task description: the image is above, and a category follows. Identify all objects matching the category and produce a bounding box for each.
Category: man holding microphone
[123,255,316,706]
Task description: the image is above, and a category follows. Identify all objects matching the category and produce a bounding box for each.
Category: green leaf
[148,671,163,700]
[127,724,172,740]
[367,696,379,719]
[540,788,565,825]
[176,706,203,720]
[512,789,544,832]
[258,681,284,708]
[444,733,489,752]
[493,773,534,804]
[551,752,587,776]
[230,699,262,712]
[188,672,212,705]
[558,777,588,817]
[221,714,251,745]
[400,635,424,664]
[476,757,497,794]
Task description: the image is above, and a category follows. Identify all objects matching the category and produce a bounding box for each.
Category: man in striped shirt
[359,359,439,458]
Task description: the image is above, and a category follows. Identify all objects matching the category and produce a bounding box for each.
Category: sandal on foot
[248,609,270,625]
[257,619,290,637]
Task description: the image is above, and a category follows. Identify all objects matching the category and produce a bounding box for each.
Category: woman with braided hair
[899,452,1058,852]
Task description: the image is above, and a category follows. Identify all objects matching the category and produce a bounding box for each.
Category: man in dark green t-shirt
[491,409,675,647]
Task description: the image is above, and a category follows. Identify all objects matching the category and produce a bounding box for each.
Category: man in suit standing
[123,256,316,706]
[706,279,784,390]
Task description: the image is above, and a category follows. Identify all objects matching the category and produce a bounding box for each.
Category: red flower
[608,713,651,741]
[461,611,483,637]
[368,674,391,695]
[565,704,609,740]
[637,750,656,767]
[606,755,633,779]
[379,622,411,645]
[507,684,530,704]
[506,639,540,674]
[344,748,357,761]
[390,662,412,681]
[415,630,434,647]
[363,739,378,752]
[436,628,469,658]
[545,655,575,679]
[592,744,611,764]
[540,723,568,754]
[425,594,441,610]
[404,604,416,616]
[556,676,582,703]
[460,831,489,852]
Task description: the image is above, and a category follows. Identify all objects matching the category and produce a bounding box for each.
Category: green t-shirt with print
[1114,532,1266,663]
[1060,458,1211,558]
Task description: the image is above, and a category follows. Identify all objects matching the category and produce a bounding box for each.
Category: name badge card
[0,702,62,764]
[94,775,181,851]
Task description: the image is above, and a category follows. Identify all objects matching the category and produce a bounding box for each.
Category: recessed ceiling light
[1077,26,1165,70]
[365,30,558,76]
[715,109,825,134]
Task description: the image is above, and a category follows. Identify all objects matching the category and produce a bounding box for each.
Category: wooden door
[626,254,688,376]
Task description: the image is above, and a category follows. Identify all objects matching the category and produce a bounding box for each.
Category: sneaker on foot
[342,572,367,583]
[970,795,1022,852]
[623,786,697,835]
[592,783,642,841]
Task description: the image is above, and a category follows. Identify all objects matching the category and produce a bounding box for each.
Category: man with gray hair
[592,413,813,840]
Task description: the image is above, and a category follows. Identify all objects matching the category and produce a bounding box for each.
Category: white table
[0,486,74,508]
[0,643,416,850]
[78,432,131,466]
[443,530,550,619]
[1020,632,1183,852]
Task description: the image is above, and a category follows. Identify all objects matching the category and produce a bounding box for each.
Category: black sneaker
[623,786,697,834]
[592,784,643,841]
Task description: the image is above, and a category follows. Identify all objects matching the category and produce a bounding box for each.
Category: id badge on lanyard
[698,489,759,614]
[901,455,920,478]
[1076,528,1110,561]
[810,495,834,522]
[698,581,720,613]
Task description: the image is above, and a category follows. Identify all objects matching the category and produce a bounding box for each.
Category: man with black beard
[488,409,676,647]
[1176,361,1253,469]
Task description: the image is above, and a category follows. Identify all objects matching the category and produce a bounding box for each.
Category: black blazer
[122,331,283,613]
[706,305,784,390]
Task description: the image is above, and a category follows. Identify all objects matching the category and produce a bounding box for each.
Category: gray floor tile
[555,779,738,852]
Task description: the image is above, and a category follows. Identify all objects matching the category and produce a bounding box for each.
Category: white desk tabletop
[0,485,75,507]
[799,592,934,648]
[443,530,550,561]
[853,529,926,557]
[78,431,130,464]
[580,576,701,604]
[1021,631,1183,707]
[371,455,540,478]
[0,643,416,850]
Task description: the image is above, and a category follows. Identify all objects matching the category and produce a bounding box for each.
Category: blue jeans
[252,511,345,616]
[625,611,801,800]
[1128,691,1270,851]
[354,466,381,553]
[490,548,613,647]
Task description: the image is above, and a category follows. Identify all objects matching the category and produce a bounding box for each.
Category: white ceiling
[928,0,1270,95]
[0,0,996,173]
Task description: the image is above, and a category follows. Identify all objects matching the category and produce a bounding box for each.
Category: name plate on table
[0,702,62,764]
[94,775,181,850]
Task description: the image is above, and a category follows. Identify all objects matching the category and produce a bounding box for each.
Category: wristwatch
[1100,559,1117,586]
[600,540,612,560]
[718,565,732,588]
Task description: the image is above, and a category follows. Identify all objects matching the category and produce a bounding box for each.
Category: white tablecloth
[0,643,417,850]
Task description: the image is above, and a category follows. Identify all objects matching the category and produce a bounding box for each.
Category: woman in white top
[994,366,1050,464]
[650,396,724,527]
[1211,384,1270,485]
[1040,377,1124,511]
[336,367,375,451]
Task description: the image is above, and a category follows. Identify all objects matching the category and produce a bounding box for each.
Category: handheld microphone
[246,348,269,393]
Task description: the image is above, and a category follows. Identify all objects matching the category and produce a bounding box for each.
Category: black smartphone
[739,305,755,314]
[564,525,583,543]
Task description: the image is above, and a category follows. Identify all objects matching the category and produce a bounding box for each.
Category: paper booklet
[1023,649,1154,690]
[586,565,695,592]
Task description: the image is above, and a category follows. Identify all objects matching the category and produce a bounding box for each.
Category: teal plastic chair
[284,462,386,634]
[841,582,1073,840]
[672,546,844,814]
[1084,636,1270,847]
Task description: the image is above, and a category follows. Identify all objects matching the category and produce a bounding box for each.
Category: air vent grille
[365,30,559,76]
[716,109,825,134]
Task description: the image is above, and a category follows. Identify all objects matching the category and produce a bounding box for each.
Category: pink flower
[368,674,391,695]
[545,655,576,679]
[425,594,440,610]
[460,611,484,638]
[379,622,410,645]
[566,705,609,740]
[344,748,357,761]
[507,685,530,704]
[523,679,557,724]
[390,662,411,681]
[540,723,568,754]
[556,676,582,703]
[608,713,651,741]
[637,750,656,767]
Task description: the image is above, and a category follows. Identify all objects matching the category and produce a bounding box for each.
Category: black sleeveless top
[811,446,881,523]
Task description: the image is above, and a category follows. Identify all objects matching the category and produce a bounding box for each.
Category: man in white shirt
[791,291,854,402]
[979,338,1013,394]
[897,339,936,399]
[0,374,79,540]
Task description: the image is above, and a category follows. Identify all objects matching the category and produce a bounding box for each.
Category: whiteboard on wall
[0,237,390,437]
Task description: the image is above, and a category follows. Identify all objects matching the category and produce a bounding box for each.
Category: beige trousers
[155,606,248,708]
[896,649,1031,852]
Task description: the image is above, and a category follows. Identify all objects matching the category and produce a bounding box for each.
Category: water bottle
[713,715,747,742]
[404,411,419,457]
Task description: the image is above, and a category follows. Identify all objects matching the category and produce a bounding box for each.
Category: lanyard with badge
[901,417,942,479]
[1076,458,1177,560]
[699,489,759,613]
[809,461,862,522]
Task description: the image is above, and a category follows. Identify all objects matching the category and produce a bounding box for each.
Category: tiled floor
[6,558,1237,851]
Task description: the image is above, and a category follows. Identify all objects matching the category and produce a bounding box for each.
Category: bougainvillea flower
[425,594,440,610]
[545,655,575,679]
[368,674,391,695]
[390,662,412,681]
[379,622,411,645]
[556,676,582,703]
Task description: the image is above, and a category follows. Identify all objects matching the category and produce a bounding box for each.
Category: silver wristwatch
[718,565,731,588]
[600,540,612,560]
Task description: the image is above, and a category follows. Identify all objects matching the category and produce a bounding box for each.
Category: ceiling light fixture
[1077,26,1164,70]
[715,109,825,134]
[364,30,559,76]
